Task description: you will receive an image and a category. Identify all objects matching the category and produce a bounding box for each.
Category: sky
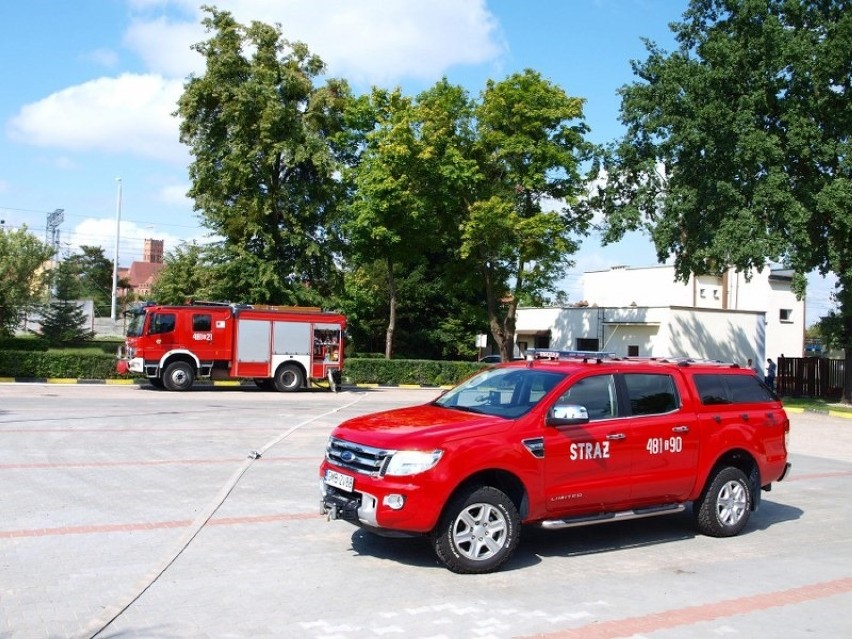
[0,0,837,325]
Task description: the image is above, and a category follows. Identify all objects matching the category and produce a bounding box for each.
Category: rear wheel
[694,466,752,537]
[431,485,520,574]
[162,361,195,392]
[274,364,304,392]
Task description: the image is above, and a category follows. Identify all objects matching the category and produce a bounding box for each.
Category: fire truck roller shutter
[273,321,311,355]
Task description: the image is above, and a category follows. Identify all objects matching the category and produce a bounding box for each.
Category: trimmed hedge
[343,358,487,386]
[0,350,488,386]
[0,350,119,379]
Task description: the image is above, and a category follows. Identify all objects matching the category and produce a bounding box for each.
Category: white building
[515,265,804,366]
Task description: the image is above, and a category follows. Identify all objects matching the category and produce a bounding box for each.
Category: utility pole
[110,178,122,321]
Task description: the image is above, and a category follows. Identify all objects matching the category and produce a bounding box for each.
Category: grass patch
[781,396,852,415]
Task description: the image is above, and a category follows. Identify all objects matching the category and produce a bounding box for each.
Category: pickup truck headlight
[384,450,443,476]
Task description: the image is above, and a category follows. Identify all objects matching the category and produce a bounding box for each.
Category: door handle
[606,433,626,440]
[672,426,689,433]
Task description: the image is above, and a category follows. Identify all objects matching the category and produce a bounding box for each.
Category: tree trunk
[385,256,396,360]
[483,263,507,359]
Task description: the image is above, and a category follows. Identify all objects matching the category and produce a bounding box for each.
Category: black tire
[162,361,195,392]
[274,364,304,393]
[694,466,752,537]
[148,377,165,389]
[431,485,520,574]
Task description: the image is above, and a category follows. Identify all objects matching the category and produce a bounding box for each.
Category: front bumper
[319,463,446,534]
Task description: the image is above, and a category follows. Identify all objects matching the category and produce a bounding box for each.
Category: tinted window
[693,373,775,405]
[555,374,618,421]
[693,374,731,405]
[726,374,775,403]
[149,313,175,335]
[623,373,679,415]
[193,314,212,331]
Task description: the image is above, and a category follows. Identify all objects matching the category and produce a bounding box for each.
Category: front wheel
[431,485,520,574]
[162,361,195,392]
[694,466,752,537]
[274,364,304,392]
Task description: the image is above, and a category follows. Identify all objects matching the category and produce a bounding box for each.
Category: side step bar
[538,503,685,530]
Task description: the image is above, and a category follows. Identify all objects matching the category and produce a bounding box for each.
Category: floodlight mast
[110,178,122,321]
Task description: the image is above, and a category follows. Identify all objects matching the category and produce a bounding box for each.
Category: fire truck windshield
[125,312,146,337]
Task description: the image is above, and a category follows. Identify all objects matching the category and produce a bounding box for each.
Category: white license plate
[325,469,354,492]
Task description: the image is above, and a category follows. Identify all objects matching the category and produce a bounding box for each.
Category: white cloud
[7,74,187,164]
[123,0,505,85]
[124,17,206,78]
[82,48,121,69]
[66,217,186,264]
[7,0,504,170]
[158,182,192,207]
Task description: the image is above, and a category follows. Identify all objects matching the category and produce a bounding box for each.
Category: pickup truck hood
[332,404,511,448]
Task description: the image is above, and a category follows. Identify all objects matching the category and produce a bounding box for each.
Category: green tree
[462,69,594,360]
[345,89,435,358]
[63,245,115,316]
[343,80,483,359]
[593,0,852,399]
[35,260,94,346]
[177,7,353,306]
[0,226,53,337]
[150,242,216,305]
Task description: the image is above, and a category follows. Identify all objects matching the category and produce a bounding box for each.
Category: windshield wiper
[433,402,484,414]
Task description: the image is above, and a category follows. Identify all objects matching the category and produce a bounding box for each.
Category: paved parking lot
[1,383,851,639]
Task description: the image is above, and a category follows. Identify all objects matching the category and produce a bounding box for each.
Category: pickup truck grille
[326,437,394,476]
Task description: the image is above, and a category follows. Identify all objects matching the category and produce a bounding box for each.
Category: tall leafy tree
[462,69,594,360]
[177,7,353,306]
[593,0,852,400]
[150,242,217,304]
[343,80,482,358]
[63,245,115,316]
[0,226,53,337]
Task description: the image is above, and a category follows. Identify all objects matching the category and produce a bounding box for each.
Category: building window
[576,338,599,351]
[534,334,550,349]
[780,309,793,322]
[628,345,639,357]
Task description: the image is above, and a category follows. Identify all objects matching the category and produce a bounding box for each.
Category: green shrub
[0,336,49,352]
[0,350,487,386]
[0,350,119,379]
[343,358,486,386]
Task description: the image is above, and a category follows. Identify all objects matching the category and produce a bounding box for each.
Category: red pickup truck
[320,352,791,573]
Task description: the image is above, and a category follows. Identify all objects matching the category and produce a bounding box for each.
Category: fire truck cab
[117,302,345,392]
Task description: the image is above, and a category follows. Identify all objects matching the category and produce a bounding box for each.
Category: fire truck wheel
[274,364,304,392]
[431,485,520,574]
[694,466,752,537]
[163,361,195,392]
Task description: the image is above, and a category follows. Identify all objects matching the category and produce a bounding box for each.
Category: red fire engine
[116,302,345,392]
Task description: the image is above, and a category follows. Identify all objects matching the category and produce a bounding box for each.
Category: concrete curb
[0,377,452,391]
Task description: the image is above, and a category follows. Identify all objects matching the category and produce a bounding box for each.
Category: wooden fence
[775,357,845,399]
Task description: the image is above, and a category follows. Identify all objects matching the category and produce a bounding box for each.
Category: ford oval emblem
[341,450,355,463]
